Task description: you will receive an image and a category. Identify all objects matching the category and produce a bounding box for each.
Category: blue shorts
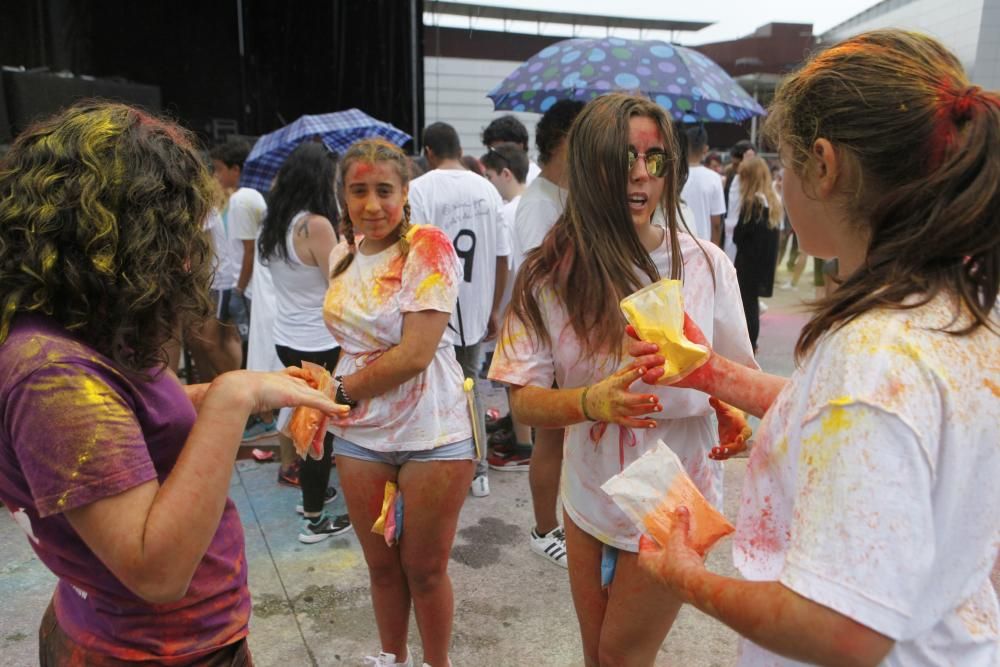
[333,435,476,467]
[209,288,251,341]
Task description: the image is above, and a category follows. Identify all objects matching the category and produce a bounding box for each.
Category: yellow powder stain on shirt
[800,399,856,471]
[415,272,444,301]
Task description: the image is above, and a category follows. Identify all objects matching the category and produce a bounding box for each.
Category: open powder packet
[601,440,733,556]
[620,279,709,384]
[285,361,335,460]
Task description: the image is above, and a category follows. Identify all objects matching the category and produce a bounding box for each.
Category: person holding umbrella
[489,94,755,665]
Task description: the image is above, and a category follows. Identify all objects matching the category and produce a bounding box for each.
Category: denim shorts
[209,288,251,341]
[333,435,476,467]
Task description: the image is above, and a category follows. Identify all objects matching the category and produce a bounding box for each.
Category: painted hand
[637,507,705,599]
[625,313,714,387]
[583,366,662,428]
[708,397,751,460]
[625,324,665,385]
[234,369,350,418]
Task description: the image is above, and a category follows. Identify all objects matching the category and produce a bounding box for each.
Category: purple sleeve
[7,361,158,517]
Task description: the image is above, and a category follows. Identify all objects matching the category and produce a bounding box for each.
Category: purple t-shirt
[0,315,249,662]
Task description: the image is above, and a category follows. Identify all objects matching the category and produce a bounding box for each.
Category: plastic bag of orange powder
[601,440,733,556]
[286,361,335,460]
[620,279,709,385]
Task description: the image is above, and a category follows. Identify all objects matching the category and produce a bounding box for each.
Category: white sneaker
[530,526,568,568]
[470,474,490,497]
[363,651,412,667]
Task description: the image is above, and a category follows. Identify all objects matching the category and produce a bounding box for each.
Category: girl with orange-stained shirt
[322,139,475,667]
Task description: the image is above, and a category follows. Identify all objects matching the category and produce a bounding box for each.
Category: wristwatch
[335,375,358,408]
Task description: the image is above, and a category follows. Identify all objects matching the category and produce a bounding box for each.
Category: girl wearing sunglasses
[489,93,756,665]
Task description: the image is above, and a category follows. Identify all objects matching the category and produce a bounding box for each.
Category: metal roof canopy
[425,1,713,33]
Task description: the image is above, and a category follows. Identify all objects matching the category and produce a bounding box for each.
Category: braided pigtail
[331,212,356,278]
[397,200,413,256]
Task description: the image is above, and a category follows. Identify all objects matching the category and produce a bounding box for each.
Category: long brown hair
[332,138,412,277]
[507,94,684,362]
[737,156,782,228]
[764,30,1000,359]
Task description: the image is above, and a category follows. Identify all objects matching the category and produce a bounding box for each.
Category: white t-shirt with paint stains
[490,232,757,551]
[735,295,1000,665]
[323,225,473,452]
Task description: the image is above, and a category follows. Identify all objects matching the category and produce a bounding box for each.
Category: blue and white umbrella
[488,37,765,124]
[240,109,412,193]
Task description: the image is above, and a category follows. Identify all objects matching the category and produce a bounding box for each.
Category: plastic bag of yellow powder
[620,279,709,384]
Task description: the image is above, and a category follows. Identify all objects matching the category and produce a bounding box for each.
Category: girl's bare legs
[398,458,475,667]
[337,456,411,663]
[564,512,683,666]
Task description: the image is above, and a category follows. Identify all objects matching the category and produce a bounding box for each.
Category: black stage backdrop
[0,0,424,147]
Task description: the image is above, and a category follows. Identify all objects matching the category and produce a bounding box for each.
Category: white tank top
[268,211,339,351]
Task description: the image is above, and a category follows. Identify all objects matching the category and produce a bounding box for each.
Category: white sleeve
[780,401,934,640]
[515,199,559,254]
[488,290,557,389]
[229,191,263,241]
[495,196,511,258]
[408,180,430,225]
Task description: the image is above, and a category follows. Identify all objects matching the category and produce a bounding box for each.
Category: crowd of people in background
[0,27,997,667]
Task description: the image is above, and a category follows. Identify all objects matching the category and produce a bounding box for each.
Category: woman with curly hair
[0,102,345,665]
[323,138,474,667]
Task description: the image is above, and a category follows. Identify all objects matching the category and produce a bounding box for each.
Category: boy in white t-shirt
[481,114,541,184]
[480,142,527,316]
[680,125,725,245]
[185,142,256,385]
[409,122,510,499]
[486,101,584,570]
[208,141,272,443]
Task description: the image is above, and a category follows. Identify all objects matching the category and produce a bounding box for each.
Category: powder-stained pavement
[2,266,997,666]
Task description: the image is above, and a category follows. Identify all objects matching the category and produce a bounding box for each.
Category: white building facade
[821,0,1000,88]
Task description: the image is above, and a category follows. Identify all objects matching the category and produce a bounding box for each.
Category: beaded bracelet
[334,375,359,408]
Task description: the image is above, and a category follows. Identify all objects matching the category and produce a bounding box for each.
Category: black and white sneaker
[295,486,337,514]
[298,511,352,544]
[530,526,568,568]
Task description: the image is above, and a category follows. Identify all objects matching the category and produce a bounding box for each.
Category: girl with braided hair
[324,139,474,667]
[632,29,1000,665]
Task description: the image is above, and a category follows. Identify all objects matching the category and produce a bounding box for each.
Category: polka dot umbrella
[487,37,765,123]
